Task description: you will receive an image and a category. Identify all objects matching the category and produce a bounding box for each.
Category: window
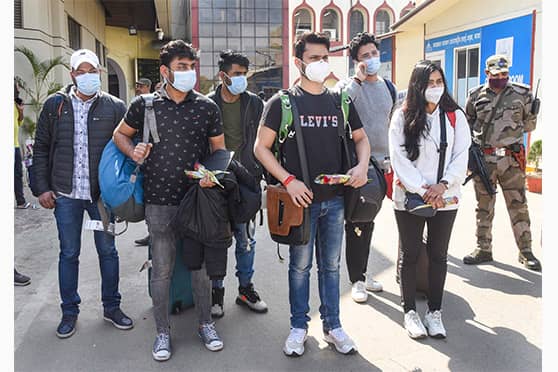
[375,9,391,35]
[294,8,312,37]
[349,10,365,40]
[455,46,480,107]
[68,16,81,50]
[95,39,103,66]
[197,0,284,95]
[322,8,339,41]
[15,0,22,29]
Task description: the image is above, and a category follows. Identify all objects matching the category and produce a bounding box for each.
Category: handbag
[266,89,311,246]
[404,108,448,217]
[335,90,386,224]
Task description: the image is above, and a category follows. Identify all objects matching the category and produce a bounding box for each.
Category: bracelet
[282,174,296,186]
[440,180,449,189]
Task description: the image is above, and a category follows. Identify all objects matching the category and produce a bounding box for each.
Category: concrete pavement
[14,182,542,371]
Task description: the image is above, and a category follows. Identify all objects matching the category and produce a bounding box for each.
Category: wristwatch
[353,76,362,85]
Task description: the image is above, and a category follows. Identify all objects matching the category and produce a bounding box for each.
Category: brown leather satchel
[266,184,304,236]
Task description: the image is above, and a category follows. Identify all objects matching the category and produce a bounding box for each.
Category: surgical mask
[365,57,381,75]
[225,75,248,95]
[489,77,509,90]
[301,59,330,83]
[424,86,444,104]
[75,73,101,96]
[169,69,197,92]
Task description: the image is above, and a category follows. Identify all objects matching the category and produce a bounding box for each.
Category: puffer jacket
[31,85,126,201]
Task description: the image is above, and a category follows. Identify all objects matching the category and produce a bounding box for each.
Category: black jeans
[14,147,26,205]
[345,221,375,283]
[394,209,457,313]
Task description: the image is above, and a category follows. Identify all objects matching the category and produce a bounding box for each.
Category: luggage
[148,240,195,314]
[395,235,429,297]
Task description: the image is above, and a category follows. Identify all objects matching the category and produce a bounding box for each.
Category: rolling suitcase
[147,240,195,314]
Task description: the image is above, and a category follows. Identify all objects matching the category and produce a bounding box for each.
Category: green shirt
[222,99,243,158]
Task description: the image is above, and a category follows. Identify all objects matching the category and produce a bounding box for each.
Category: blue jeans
[289,196,345,332]
[213,223,256,289]
[54,196,121,316]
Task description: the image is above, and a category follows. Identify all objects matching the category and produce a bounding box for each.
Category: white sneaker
[323,327,358,355]
[423,310,446,338]
[283,328,307,357]
[351,281,368,303]
[365,277,383,292]
[404,310,427,339]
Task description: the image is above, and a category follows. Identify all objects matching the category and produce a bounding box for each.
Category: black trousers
[345,221,375,283]
[394,209,457,312]
[14,147,26,206]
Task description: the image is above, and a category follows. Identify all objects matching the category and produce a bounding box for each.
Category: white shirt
[388,106,471,211]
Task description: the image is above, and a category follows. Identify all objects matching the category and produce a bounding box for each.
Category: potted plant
[526,139,542,193]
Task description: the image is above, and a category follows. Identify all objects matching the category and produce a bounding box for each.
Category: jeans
[394,209,457,312]
[14,147,26,205]
[54,196,121,316]
[146,204,212,334]
[213,223,256,289]
[289,196,345,332]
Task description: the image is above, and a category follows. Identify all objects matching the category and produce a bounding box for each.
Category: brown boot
[463,249,493,265]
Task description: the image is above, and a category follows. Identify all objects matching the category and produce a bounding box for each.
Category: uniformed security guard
[462,54,541,271]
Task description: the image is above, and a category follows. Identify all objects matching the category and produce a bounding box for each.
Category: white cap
[70,49,100,70]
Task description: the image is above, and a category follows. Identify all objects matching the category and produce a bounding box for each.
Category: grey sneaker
[198,322,224,351]
[323,327,358,354]
[152,333,171,361]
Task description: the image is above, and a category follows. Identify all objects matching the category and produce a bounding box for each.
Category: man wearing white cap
[31,49,134,338]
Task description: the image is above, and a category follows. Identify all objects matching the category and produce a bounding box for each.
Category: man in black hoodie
[206,50,268,318]
[31,49,133,339]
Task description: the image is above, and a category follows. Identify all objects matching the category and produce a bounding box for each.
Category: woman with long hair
[388,60,471,339]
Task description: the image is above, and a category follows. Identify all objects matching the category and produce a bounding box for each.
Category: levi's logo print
[299,115,338,128]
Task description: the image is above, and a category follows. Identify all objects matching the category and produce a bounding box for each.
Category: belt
[483,145,522,156]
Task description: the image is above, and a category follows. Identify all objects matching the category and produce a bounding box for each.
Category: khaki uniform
[465,81,537,253]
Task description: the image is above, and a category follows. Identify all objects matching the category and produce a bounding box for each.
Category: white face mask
[301,59,330,83]
[169,69,197,93]
[425,86,444,104]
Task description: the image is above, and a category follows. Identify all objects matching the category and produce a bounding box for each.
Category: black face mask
[489,77,509,90]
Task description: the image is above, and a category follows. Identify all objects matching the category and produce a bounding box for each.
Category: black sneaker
[211,287,224,318]
[463,249,493,265]
[103,308,134,330]
[236,283,268,313]
[56,315,77,339]
[518,251,542,271]
[134,235,150,246]
[14,269,31,286]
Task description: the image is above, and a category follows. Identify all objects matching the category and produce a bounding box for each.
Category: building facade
[391,0,542,144]
[287,0,410,88]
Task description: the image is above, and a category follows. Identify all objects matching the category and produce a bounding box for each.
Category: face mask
[365,57,381,75]
[75,73,101,96]
[424,86,444,104]
[169,69,196,92]
[489,77,509,90]
[301,59,330,83]
[225,75,247,95]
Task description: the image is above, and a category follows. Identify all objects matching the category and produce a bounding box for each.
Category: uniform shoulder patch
[468,85,484,98]
[510,82,531,95]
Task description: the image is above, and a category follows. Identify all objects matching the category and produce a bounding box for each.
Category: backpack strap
[340,88,351,138]
[384,79,397,105]
[278,89,293,144]
[141,93,160,144]
[447,111,456,129]
[437,108,448,183]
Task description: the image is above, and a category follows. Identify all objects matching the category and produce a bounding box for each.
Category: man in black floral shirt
[113,40,226,361]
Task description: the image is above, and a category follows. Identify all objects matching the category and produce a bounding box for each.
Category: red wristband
[282,174,296,186]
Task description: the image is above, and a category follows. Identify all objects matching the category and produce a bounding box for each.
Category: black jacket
[31,85,126,201]
[206,85,264,180]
